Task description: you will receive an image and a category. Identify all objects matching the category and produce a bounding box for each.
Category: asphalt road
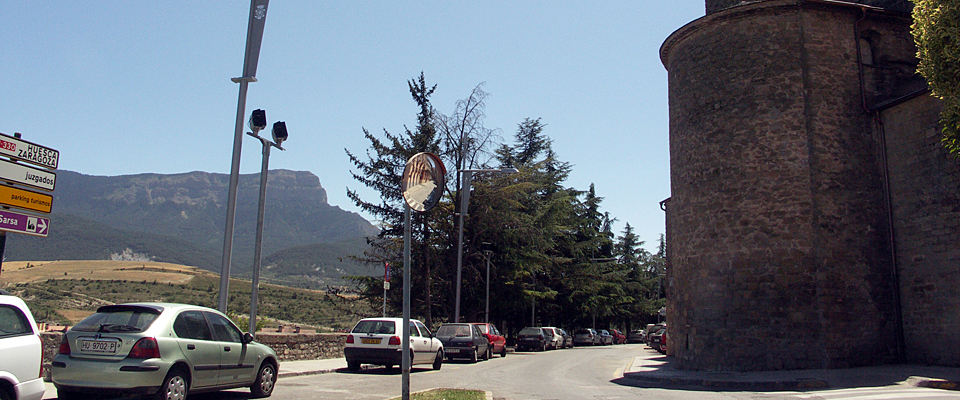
[41,343,960,400]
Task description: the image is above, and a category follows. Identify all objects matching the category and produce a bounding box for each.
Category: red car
[610,329,627,344]
[471,323,507,357]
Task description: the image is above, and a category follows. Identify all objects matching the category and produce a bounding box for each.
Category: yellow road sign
[0,184,53,213]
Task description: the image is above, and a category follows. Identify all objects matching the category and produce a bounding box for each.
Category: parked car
[645,323,665,347]
[573,328,600,346]
[655,327,668,354]
[627,329,645,344]
[471,323,507,357]
[436,323,490,362]
[647,324,666,350]
[541,327,564,350]
[557,328,574,348]
[0,290,45,400]
[344,317,443,372]
[516,327,548,352]
[52,303,278,400]
[598,329,614,345]
[610,329,626,344]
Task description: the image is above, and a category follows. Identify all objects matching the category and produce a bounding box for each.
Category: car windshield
[73,308,159,333]
[519,328,541,336]
[352,320,396,334]
[436,325,470,337]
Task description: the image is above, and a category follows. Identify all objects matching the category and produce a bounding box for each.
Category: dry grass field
[1,260,376,330]
[0,260,207,286]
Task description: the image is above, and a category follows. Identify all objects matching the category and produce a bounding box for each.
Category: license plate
[446,348,459,353]
[80,339,120,354]
[361,338,381,344]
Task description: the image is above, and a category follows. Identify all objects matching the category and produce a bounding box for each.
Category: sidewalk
[617,350,960,391]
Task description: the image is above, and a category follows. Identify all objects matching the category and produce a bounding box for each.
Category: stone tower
[661,0,958,371]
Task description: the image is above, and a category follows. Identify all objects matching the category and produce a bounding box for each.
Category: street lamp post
[483,248,492,324]
[247,117,287,335]
[453,167,517,323]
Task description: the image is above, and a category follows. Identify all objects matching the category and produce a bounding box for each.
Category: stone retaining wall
[39,331,347,380]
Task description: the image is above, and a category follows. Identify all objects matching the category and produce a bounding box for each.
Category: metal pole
[402,205,411,400]
[454,171,473,323]
[485,250,490,324]
[219,0,269,314]
[219,78,252,313]
[248,137,271,335]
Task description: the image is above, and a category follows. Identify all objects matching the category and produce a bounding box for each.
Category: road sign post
[0,132,57,279]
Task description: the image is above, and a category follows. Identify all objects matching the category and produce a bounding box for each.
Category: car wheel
[487,347,493,360]
[153,368,188,400]
[469,348,478,363]
[500,346,507,357]
[250,362,276,398]
[348,360,361,372]
[385,364,394,371]
[433,350,443,370]
[541,343,546,352]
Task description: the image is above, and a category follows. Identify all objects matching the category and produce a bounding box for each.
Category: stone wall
[882,95,960,367]
[39,332,346,380]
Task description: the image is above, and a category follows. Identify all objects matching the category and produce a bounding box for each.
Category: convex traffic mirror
[401,152,446,212]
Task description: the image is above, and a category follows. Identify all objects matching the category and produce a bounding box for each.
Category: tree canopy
[344,74,666,335]
[912,0,960,155]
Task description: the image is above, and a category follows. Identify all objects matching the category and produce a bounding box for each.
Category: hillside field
[0,260,376,331]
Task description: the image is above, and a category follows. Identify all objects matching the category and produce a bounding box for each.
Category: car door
[471,324,488,354]
[412,321,435,364]
[205,311,256,386]
[172,311,220,389]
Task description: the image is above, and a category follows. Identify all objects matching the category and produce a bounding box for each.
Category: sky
[1,1,705,253]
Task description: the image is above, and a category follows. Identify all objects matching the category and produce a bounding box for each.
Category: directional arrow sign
[0,159,56,191]
[0,184,53,213]
[0,209,49,237]
[0,132,59,170]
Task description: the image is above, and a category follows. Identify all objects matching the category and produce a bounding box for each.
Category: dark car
[645,324,665,347]
[573,328,600,346]
[610,329,626,344]
[436,323,490,362]
[471,323,507,358]
[516,327,548,352]
[627,329,645,344]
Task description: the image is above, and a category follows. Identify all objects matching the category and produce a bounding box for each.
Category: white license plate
[446,348,459,353]
[80,339,120,354]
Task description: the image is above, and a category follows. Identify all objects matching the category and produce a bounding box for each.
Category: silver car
[52,303,279,400]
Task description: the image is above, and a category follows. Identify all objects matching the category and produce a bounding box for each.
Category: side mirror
[243,332,255,344]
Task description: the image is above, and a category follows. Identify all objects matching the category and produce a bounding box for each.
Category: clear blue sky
[1,2,704,252]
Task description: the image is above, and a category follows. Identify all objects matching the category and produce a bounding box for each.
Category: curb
[620,372,829,391]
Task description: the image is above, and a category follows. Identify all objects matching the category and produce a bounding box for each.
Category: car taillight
[538,335,544,340]
[389,336,401,346]
[127,337,161,359]
[58,336,71,355]
[346,335,355,344]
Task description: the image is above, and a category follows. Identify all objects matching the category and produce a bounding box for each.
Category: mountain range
[3,169,381,287]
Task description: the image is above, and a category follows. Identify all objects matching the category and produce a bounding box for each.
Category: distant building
[661,0,959,371]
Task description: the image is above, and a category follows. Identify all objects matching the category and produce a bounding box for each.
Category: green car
[51,303,278,400]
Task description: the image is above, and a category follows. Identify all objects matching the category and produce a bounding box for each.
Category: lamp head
[249,109,267,133]
[272,121,288,145]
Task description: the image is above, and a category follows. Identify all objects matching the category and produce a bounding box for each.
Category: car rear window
[575,329,592,335]
[73,306,161,333]
[352,320,396,334]
[519,328,541,336]
[437,325,471,337]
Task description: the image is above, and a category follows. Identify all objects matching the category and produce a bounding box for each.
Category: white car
[541,327,564,350]
[0,290,46,400]
[344,317,443,372]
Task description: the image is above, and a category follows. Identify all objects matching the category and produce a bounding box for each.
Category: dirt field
[0,260,207,286]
